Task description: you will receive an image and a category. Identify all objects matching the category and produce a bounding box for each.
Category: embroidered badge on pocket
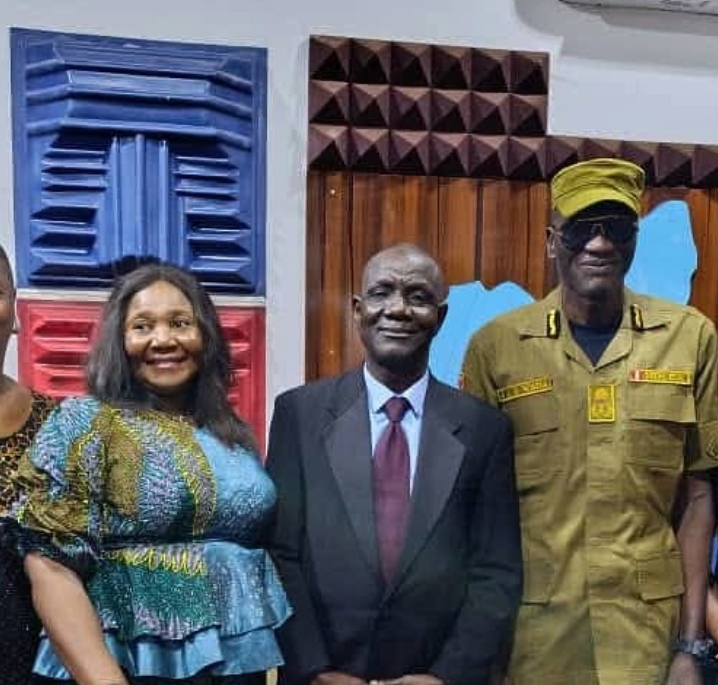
[588,384,616,423]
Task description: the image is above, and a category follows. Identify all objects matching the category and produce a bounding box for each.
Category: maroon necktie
[373,396,411,583]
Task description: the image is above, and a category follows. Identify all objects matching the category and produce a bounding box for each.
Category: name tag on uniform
[496,376,553,404]
[588,384,616,423]
[628,369,692,385]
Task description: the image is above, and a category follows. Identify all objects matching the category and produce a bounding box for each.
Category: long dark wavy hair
[86,262,257,451]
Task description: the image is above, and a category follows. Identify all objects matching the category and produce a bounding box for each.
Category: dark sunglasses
[551,215,639,252]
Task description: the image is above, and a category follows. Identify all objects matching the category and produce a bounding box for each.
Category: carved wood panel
[306,172,718,380]
[306,36,718,381]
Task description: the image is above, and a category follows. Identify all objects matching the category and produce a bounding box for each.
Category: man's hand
[312,671,368,685]
[369,675,444,685]
[665,652,704,685]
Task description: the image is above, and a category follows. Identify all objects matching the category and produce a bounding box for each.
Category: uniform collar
[518,287,671,339]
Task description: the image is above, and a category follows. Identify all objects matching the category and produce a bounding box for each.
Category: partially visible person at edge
[7,262,291,685]
[267,243,522,685]
[0,244,56,685]
[703,477,718,683]
[461,158,718,685]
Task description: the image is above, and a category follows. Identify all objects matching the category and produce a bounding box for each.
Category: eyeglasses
[551,215,638,252]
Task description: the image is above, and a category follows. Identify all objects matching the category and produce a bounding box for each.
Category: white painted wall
[2,0,718,416]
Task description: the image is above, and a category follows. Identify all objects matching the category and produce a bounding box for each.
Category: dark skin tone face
[548,202,638,328]
[0,257,34,438]
[353,245,447,393]
[0,258,15,371]
[124,280,204,413]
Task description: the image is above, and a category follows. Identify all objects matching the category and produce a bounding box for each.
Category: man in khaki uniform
[461,158,718,685]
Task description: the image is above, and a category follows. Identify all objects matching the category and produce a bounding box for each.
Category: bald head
[361,244,447,302]
[354,243,448,391]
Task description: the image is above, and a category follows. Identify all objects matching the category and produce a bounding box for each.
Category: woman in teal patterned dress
[9,263,290,685]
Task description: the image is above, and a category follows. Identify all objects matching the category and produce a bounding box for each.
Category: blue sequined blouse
[10,396,291,680]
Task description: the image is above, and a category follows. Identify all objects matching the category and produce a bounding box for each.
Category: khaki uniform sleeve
[461,326,501,409]
[686,316,718,472]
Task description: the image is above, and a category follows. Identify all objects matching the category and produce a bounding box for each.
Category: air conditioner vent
[560,0,718,14]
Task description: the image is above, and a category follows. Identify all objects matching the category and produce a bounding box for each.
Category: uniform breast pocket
[502,390,559,489]
[626,383,695,471]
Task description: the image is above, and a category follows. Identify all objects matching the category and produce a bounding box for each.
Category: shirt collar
[363,364,429,418]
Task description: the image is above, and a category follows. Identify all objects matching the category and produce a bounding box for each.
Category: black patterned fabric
[0,533,42,685]
[0,392,55,685]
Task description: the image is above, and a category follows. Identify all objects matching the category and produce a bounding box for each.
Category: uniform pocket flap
[628,384,696,423]
[636,551,684,601]
[503,391,559,436]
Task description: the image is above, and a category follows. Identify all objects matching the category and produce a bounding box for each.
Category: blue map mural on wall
[429,200,697,386]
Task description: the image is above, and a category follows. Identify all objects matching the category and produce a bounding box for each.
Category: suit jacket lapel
[391,378,465,589]
[323,370,380,575]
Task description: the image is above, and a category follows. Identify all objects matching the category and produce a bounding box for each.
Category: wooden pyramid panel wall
[308,36,718,187]
[306,35,718,380]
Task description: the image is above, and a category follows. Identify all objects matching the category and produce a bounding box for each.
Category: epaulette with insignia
[630,304,644,331]
[547,309,561,338]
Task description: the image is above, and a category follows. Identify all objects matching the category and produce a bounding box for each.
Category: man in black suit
[266,243,522,685]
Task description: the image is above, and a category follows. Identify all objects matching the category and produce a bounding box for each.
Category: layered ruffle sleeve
[12,397,106,578]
